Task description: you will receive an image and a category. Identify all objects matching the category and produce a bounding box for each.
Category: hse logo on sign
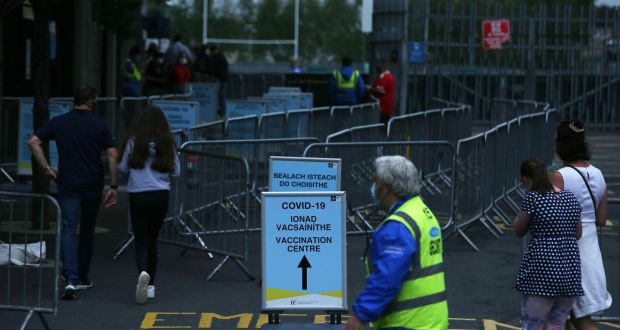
[261,192,346,311]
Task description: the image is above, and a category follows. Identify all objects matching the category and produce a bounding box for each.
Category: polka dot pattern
[515,190,584,297]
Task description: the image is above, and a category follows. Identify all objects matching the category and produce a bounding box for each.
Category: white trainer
[135,271,150,304]
[147,285,155,299]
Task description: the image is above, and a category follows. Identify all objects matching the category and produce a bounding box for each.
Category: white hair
[374,155,421,197]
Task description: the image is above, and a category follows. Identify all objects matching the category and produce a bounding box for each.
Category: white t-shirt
[118,139,180,193]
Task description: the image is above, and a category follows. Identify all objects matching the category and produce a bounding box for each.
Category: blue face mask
[370,183,378,202]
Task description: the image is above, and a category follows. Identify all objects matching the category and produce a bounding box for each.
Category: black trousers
[129,190,168,285]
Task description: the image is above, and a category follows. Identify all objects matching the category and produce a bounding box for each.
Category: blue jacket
[352,201,417,326]
[327,66,365,105]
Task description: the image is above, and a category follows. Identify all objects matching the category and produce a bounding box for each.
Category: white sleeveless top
[557,165,606,223]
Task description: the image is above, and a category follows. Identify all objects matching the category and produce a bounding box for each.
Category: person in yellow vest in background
[120,46,143,97]
[328,56,365,106]
[346,155,448,330]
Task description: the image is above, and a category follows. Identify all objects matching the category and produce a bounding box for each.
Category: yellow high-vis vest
[332,69,359,89]
[121,59,142,81]
[366,196,448,330]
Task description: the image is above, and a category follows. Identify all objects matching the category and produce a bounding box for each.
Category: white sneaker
[147,285,155,299]
[135,271,150,304]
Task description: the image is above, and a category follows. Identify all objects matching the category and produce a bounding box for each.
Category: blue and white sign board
[268,87,301,94]
[189,83,218,122]
[269,156,341,192]
[151,100,199,130]
[226,100,267,118]
[18,100,71,175]
[299,93,314,109]
[248,96,287,113]
[266,93,300,111]
[408,42,426,63]
[262,191,347,311]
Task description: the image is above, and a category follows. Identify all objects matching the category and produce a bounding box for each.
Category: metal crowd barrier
[331,106,353,133]
[258,112,287,139]
[186,120,226,141]
[309,107,332,141]
[592,197,620,323]
[0,191,61,329]
[286,109,311,138]
[225,115,259,140]
[159,150,254,281]
[452,109,558,251]
[326,124,386,144]
[350,102,380,127]
[303,141,456,234]
[180,138,320,231]
[486,98,551,128]
[171,129,186,148]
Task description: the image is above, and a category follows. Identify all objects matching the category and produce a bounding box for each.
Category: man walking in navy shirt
[28,86,119,299]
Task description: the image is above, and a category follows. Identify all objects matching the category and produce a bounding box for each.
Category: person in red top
[367,60,395,125]
[170,53,192,93]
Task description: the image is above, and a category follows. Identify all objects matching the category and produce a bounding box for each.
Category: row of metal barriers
[0,97,585,329]
[154,101,546,276]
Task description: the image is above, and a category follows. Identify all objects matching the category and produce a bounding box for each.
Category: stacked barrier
[286,110,311,138]
[303,141,456,233]
[309,107,333,141]
[186,120,225,142]
[452,109,559,251]
[159,150,254,281]
[593,198,620,323]
[326,124,386,144]
[180,138,320,231]
[350,103,380,127]
[0,192,61,329]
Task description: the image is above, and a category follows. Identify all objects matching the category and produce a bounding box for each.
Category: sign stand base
[260,310,347,326]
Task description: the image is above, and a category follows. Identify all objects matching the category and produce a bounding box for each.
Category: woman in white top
[551,120,611,329]
[118,106,180,304]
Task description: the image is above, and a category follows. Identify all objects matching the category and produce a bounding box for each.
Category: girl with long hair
[514,159,583,330]
[118,106,180,304]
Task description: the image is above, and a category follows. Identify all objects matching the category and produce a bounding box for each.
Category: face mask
[180,58,188,65]
[157,58,164,64]
[370,183,378,203]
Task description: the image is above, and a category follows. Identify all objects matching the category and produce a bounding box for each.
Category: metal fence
[0,191,61,329]
[408,0,620,130]
[180,138,320,231]
[452,109,559,251]
[159,150,254,281]
[592,197,620,323]
[303,141,456,234]
[186,120,226,142]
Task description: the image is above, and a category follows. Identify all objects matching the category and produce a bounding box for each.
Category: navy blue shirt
[35,109,116,192]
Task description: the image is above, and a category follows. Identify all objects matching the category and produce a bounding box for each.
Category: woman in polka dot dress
[514,159,583,330]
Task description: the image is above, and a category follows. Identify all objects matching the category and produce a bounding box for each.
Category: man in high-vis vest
[345,156,448,330]
[120,46,143,97]
[328,56,365,105]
